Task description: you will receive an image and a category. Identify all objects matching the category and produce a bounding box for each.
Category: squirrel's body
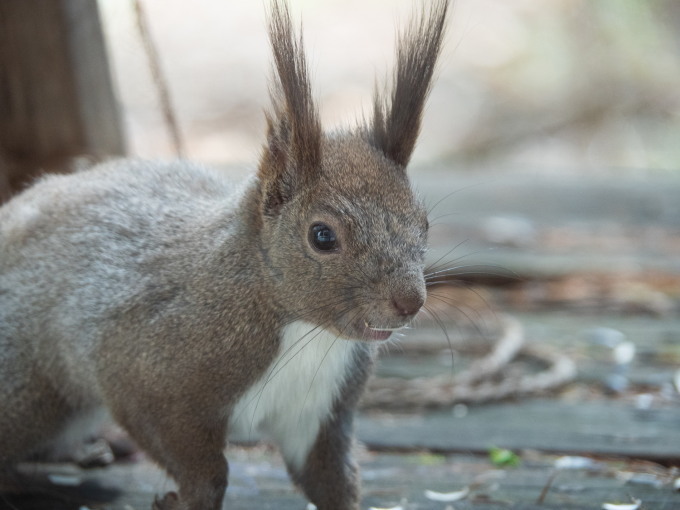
[0,160,264,456]
[0,2,448,509]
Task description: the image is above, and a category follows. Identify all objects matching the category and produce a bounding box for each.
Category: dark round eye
[309,223,338,252]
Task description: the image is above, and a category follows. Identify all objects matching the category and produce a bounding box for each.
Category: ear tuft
[366,0,449,167]
[259,0,321,212]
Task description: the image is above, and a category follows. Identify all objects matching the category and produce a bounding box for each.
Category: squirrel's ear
[365,0,449,168]
[259,0,321,216]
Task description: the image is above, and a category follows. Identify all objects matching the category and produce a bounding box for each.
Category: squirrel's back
[0,159,240,243]
[0,159,248,466]
[0,160,244,388]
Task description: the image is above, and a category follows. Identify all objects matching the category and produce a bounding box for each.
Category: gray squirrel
[0,1,448,509]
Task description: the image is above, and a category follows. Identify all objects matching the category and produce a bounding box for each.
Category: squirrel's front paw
[152,491,180,510]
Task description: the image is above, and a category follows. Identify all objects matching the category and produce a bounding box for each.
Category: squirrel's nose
[392,293,425,317]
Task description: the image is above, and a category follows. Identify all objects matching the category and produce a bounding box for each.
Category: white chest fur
[229,321,356,469]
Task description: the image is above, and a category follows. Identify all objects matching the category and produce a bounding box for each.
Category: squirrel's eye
[309,223,338,252]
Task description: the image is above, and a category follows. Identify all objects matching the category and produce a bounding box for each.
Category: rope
[361,315,576,410]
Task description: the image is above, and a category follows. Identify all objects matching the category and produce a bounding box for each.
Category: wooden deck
[2,447,679,509]
[2,311,679,510]
[3,173,679,509]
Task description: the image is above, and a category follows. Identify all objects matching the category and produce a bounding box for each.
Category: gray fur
[0,1,448,509]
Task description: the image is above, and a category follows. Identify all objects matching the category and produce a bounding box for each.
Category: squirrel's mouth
[362,322,401,341]
[330,315,410,343]
[340,319,408,342]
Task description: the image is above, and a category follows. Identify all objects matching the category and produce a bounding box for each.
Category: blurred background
[1,1,679,508]
[97,0,680,174]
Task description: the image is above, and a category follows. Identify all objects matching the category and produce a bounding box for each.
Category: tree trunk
[0,0,125,202]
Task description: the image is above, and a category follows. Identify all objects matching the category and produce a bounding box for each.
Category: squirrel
[0,1,449,509]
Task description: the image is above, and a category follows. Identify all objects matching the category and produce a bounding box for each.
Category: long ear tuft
[367,0,449,167]
[259,0,321,215]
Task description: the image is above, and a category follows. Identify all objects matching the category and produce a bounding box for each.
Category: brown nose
[392,293,425,317]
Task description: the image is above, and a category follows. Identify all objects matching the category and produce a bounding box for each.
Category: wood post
[0,0,125,201]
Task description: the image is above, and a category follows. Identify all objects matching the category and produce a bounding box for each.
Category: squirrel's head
[256,0,448,342]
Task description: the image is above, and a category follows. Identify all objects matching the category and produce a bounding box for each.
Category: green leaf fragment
[489,447,521,467]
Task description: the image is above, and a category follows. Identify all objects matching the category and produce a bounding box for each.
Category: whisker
[246,330,321,433]
[294,307,364,429]
[425,289,486,336]
[231,322,328,430]
[454,284,498,322]
[424,239,471,275]
[420,305,456,374]
[426,181,489,217]
[426,292,489,339]
[247,300,360,427]
[427,211,466,226]
[425,264,520,282]
[425,254,503,276]
[283,293,359,325]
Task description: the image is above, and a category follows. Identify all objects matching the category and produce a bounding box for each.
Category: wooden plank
[0,0,124,199]
[3,450,678,510]
[357,400,680,462]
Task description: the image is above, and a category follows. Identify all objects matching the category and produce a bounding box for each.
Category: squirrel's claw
[153,491,180,510]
